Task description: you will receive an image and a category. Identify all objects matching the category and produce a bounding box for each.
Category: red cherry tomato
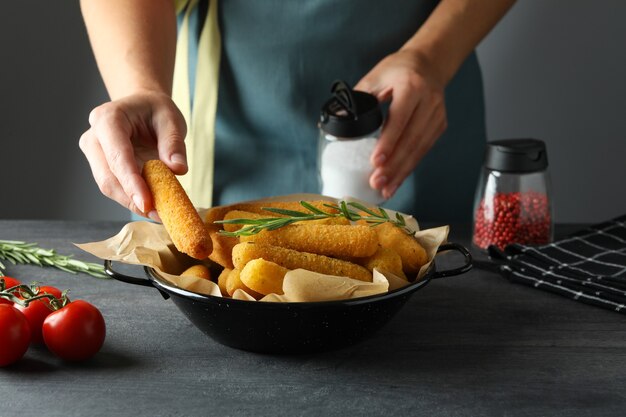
[15,286,63,344]
[42,300,106,361]
[0,304,31,366]
[0,277,21,305]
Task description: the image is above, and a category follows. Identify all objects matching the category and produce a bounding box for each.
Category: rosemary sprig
[0,240,107,279]
[216,200,414,237]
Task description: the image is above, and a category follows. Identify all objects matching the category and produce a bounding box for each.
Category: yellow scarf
[172,0,220,208]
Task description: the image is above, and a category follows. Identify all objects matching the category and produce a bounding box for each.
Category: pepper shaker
[472,139,553,250]
[318,80,384,204]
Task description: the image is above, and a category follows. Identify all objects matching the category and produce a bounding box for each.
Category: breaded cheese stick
[205,200,343,266]
[247,200,340,216]
[222,210,350,233]
[180,264,212,280]
[205,200,339,226]
[206,229,238,269]
[308,216,351,226]
[142,160,212,260]
[355,246,407,279]
[217,268,232,296]
[240,224,378,258]
[224,268,262,299]
[204,207,238,269]
[240,259,290,295]
[232,242,372,282]
[222,210,275,233]
[369,222,427,276]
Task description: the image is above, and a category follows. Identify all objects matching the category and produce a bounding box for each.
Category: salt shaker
[472,139,553,251]
[318,80,384,204]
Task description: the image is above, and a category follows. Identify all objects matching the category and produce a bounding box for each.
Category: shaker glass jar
[472,139,553,250]
[318,80,384,205]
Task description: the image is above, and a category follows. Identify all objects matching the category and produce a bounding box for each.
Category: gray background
[1,1,624,223]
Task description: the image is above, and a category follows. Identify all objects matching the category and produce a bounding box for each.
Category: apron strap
[172,0,221,208]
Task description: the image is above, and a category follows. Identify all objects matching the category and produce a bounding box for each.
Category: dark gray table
[1,221,625,417]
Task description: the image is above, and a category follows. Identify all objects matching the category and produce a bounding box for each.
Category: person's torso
[185,0,486,221]
[212,0,439,205]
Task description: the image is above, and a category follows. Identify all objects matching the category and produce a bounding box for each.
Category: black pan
[104,243,471,354]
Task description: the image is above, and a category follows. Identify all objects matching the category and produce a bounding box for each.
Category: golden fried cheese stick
[240,224,378,258]
[369,222,427,276]
[222,210,350,233]
[232,242,372,282]
[142,160,212,260]
[180,264,212,280]
[355,246,407,280]
[205,201,341,267]
[240,259,290,295]
[222,210,274,233]
[308,217,351,226]
[217,268,232,296]
[224,268,262,299]
[205,200,339,226]
[206,230,238,269]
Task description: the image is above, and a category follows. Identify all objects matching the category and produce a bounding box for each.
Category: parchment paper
[76,194,449,302]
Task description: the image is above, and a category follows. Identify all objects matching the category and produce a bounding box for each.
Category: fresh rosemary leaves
[216,201,413,237]
[0,240,107,278]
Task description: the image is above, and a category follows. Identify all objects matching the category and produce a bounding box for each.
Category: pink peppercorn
[473,191,552,250]
[472,139,553,250]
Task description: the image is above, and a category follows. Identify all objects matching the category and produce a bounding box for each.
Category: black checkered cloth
[480,214,626,315]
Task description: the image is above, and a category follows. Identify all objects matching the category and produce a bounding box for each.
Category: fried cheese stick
[222,210,275,233]
[355,246,407,280]
[217,268,232,296]
[240,224,378,258]
[205,201,341,267]
[224,268,262,299]
[205,200,339,226]
[142,160,212,260]
[239,259,290,295]
[180,264,212,280]
[222,210,350,233]
[232,242,373,282]
[369,222,427,276]
[206,230,238,269]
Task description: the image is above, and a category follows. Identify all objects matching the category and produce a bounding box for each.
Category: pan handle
[104,260,170,299]
[431,242,473,279]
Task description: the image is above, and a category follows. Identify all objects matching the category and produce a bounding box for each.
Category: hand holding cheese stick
[142,160,212,260]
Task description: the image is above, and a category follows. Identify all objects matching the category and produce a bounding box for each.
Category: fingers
[79,130,145,217]
[387,111,446,199]
[369,96,446,199]
[80,94,189,216]
[88,105,153,213]
[370,80,421,169]
[356,49,452,200]
[372,103,447,199]
[154,104,188,175]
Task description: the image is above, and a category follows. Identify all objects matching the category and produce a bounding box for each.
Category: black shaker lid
[485,139,549,173]
[319,80,383,137]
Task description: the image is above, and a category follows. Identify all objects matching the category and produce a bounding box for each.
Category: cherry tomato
[15,286,63,344]
[0,304,31,366]
[0,277,21,305]
[42,300,106,361]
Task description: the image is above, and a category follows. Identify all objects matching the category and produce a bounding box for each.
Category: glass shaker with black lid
[472,139,553,250]
[318,80,384,204]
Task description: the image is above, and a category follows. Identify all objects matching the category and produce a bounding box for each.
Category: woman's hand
[79,92,187,218]
[355,50,448,200]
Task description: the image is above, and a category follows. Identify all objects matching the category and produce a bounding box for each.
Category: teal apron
[185,0,486,222]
